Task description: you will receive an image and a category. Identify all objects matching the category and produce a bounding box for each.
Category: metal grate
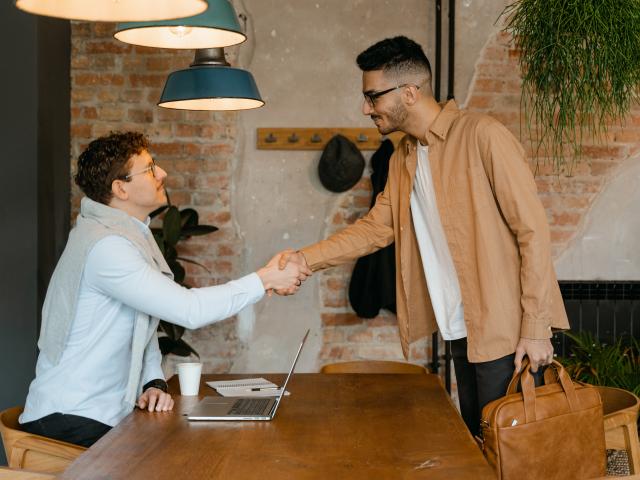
[552,281,640,357]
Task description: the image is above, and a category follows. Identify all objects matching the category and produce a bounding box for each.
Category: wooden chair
[0,466,56,479]
[0,407,86,474]
[320,360,427,374]
[597,386,640,475]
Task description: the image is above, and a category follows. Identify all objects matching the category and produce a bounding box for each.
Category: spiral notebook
[206,378,290,397]
[187,330,309,421]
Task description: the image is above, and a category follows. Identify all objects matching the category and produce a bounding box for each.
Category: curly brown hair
[75,131,149,205]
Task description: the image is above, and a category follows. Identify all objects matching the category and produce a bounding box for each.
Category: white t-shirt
[410,142,467,340]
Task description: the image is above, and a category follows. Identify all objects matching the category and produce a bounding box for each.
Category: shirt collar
[132,215,152,233]
[425,99,460,144]
[403,99,460,155]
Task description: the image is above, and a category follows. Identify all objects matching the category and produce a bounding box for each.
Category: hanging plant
[501,0,640,173]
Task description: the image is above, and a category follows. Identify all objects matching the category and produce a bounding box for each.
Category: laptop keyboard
[229,398,273,416]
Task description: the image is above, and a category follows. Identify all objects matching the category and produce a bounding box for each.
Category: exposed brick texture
[70,22,243,373]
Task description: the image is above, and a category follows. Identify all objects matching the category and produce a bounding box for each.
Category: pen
[250,387,280,391]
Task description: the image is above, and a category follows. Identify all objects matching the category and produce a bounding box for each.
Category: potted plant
[558,331,640,396]
[150,199,218,358]
[501,0,640,173]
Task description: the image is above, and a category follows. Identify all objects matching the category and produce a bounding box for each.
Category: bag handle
[508,359,581,423]
[506,357,557,395]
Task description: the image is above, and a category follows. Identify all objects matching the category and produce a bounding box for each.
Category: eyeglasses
[124,161,157,180]
[363,83,420,107]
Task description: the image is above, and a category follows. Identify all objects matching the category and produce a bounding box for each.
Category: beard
[372,101,408,135]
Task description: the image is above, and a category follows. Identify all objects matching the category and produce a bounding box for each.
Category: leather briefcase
[481,360,606,479]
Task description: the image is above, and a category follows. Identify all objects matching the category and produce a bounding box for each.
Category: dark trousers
[450,337,517,438]
[21,412,111,448]
[450,337,544,437]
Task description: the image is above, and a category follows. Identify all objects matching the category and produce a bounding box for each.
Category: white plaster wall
[456,0,511,105]
[555,155,640,280]
[229,0,513,373]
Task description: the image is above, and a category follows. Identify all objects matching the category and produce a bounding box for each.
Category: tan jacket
[302,100,569,362]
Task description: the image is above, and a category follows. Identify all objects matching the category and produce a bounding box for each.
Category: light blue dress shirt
[21,218,265,427]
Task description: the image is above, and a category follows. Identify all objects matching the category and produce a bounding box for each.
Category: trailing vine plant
[501,0,640,174]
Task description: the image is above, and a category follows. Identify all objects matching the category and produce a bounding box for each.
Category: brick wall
[70,22,244,374]
[466,31,639,257]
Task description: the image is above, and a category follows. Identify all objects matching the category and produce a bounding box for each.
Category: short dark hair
[75,131,149,205]
[356,36,432,80]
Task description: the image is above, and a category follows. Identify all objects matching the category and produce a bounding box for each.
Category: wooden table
[60,373,495,479]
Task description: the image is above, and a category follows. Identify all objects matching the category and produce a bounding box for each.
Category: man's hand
[137,387,174,412]
[257,251,312,296]
[275,249,311,296]
[514,337,554,373]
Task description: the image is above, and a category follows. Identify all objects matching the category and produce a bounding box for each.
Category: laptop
[187,329,309,421]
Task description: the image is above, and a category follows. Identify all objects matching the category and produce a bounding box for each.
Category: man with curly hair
[278,36,569,437]
[19,131,310,447]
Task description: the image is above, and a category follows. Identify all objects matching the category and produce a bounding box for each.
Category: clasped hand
[257,249,312,295]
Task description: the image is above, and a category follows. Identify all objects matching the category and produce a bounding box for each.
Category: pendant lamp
[114,0,245,49]
[15,0,207,22]
[158,48,263,111]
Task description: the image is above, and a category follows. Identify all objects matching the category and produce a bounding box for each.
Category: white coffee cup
[176,362,202,396]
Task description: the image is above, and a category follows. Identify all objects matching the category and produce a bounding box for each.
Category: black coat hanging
[348,139,396,318]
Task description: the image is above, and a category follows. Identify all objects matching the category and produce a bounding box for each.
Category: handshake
[256,250,311,296]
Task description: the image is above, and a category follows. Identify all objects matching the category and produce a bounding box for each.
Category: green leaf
[558,331,639,395]
[164,244,178,262]
[149,205,169,219]
[169,259,185,284]
[153,233,165,257]
[163,206,181,247]
[176,256,211,274]
[180,208,199,228]
[158,337,199,358]
[180,225,218,238]
[159,320,185,341]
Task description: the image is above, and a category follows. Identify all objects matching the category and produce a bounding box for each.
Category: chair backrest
[320,360,427,374]
[596,386,640,475]
[0,406,86,474]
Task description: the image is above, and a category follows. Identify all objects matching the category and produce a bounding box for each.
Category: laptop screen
[271,329,309,416]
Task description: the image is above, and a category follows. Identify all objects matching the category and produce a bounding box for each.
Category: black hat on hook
[318,134,365,193]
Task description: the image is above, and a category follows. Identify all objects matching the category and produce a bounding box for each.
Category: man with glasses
[278,36,568,437]
[20,131,310,447]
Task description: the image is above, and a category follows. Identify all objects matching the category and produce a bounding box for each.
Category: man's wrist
[143,378,168,393]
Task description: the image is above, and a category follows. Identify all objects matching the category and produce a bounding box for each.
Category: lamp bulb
[169,26,193,38]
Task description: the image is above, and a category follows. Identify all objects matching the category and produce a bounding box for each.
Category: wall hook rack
[256,128,404,151]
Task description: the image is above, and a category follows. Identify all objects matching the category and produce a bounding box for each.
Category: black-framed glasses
[124,160,157,180]
[363,83,420,107]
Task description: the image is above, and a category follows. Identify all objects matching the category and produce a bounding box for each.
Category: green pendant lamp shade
[114,0,245,49]
[15,0,207,21]
[158,49,264,111]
